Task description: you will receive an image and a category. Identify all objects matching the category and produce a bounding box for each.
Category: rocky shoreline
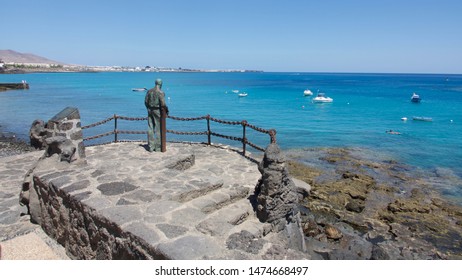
[287,148,462,259]
[0,130,35,158]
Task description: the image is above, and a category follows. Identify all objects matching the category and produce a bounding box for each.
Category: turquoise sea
[1,72,462,201]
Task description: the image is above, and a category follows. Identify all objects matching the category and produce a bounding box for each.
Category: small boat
[401,117,408,121]
[386,130,402,135]
[303,89,313,96]
[132,87,147,92]
[238,92,248,97]
[413,116,433,122]
[312,92,333,103]
[231,90,239,94]
[411,92,421,103]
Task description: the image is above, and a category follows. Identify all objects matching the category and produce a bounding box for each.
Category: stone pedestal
[46,107,85,161]
[20,107,86,224]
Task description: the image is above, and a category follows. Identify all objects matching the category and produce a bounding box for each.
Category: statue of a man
[144,78,168,152]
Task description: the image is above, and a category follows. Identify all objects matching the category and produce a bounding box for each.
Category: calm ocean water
[1,72,462,200]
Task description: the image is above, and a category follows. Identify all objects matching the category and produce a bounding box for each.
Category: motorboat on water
[132,87,147,92]
[413,116,433,122]
[238,92,248,97]
[411,92,421,102]
[231,90,239,94]
[303,89,313,96]
[312,92,333,103]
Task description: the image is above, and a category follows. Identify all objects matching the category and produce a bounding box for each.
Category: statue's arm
[144,91,150,108]
[159,91,167,106]
[160,91,169,114]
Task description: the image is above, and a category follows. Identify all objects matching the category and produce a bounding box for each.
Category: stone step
[195,199,255,237]
[190,184,252,214]
[170,178,224,203]
[227,218,269,239]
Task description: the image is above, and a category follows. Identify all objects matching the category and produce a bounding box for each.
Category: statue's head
[155,79,163,86]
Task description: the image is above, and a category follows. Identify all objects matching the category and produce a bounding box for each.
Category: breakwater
[0,82,29,91]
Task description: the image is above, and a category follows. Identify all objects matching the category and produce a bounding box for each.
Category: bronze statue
[144,79,168,152]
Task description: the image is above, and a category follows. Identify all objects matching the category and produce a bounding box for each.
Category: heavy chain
[246,141,265,152]
[82,114,277,148]
[209,116,241,125]
[167,129,208,136]
[115,130,147,135]
[117,116,148,121]
[81,116,115,129]
[210,132,243,142]
[83,131,115,141]
[167,115,208,121]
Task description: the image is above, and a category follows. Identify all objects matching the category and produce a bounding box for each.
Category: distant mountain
[0,49,64,64]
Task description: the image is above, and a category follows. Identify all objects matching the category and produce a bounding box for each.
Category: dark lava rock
[226,230,266,254]
[345,200,365,213]
[370,245,390,260]
[287,147,462,259]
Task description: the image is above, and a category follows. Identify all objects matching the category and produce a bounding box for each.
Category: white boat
[238,92,248,97]
[312,92,333,103]
[413,116,433,122]
[132,87,147,92]
[303,89,313,96]
[231,90,239,94]
[411,92,421,102]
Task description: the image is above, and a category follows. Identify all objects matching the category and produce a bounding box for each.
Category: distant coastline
[0,64,263,74]
[0,49,262,74]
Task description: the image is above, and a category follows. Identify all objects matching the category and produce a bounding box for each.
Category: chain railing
[82,114,276,155]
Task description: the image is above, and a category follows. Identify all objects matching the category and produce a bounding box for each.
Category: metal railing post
[269,129,277,144]
[242,120,247,156]
[161,107,167,152]
[114,114,118,143]
[206,115,211,145]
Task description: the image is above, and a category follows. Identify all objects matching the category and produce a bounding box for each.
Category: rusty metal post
[269,129,277,144]
[242,120,247,156]
[206,115,211,145]
[161,107,167,152]
[114,114,118,143]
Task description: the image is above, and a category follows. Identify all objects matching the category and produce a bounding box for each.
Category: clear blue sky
[2,0,461,73]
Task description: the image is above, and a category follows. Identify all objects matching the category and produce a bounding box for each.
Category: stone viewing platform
[16,142,309,259]
[2,106,312,260]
